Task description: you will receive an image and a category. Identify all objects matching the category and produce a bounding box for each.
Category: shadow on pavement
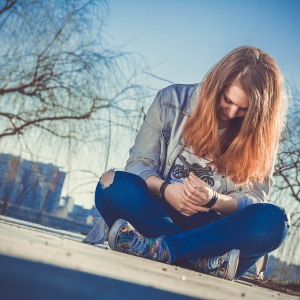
[0,254,201,300]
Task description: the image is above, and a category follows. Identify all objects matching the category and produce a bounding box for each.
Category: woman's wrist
[145,175,165,197]
[159,181,170,200]
[211,193,238,215]
[203,190,218,208]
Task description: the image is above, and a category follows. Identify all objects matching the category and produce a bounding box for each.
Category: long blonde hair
[182,46,286,184]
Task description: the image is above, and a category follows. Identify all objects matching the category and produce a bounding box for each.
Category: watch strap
[203,190,218,208]
[159,181,170,200]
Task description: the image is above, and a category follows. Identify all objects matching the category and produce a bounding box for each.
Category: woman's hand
[183,172,215,207]
[145,173,237,216]
[164,182,209,216]
[185,172,238,215]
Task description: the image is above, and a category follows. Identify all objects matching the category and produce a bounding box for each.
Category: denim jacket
[125,84,274,212]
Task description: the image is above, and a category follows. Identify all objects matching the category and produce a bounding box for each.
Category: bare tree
[0,0,147,150]
[0,0,150,208]
[273,84,300,207]
[270,83,300,270]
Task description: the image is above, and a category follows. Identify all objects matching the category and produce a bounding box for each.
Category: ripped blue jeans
[94,170,290,279]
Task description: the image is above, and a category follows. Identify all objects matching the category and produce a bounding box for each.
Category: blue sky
[69,0,300,208]
[107,0,300,90]
[7,0,297,208]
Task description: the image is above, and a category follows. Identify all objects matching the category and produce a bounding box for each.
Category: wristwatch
[203,190,218,208]
[159,181,170,200]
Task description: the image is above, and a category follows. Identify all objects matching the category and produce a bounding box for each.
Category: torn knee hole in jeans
[99,169,115,189]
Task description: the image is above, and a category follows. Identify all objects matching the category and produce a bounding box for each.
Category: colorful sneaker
[108,219,169,262]
[184,249,240,281]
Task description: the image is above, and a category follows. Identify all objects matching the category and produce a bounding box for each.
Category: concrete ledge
[0,216,297,300]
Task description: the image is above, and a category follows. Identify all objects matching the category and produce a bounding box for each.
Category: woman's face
[217,85,249,128]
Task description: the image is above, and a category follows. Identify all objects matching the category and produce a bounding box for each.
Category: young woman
[94,46,290,280]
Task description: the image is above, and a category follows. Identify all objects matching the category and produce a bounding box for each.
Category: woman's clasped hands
[164,172,215,216]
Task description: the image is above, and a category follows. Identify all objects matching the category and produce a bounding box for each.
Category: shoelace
[130,233,149,256]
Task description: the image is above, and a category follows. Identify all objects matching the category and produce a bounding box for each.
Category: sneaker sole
[226,249,240,280]
[107,219,128,251]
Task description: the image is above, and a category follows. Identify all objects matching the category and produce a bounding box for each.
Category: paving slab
[0,216,297,300]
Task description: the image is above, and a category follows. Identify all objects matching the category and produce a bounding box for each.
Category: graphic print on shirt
[173,154,214,186]
[168,147,221,191]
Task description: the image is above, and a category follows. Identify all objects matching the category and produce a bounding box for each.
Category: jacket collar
[183,83,200,115]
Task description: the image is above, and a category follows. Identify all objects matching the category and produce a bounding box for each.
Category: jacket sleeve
[226,169,275,211]
[125,89,164,180]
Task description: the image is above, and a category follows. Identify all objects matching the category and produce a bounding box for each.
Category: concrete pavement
[0,216,297,300]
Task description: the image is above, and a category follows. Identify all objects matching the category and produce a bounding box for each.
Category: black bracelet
[159,181,170,200]
[203,190,218,208]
